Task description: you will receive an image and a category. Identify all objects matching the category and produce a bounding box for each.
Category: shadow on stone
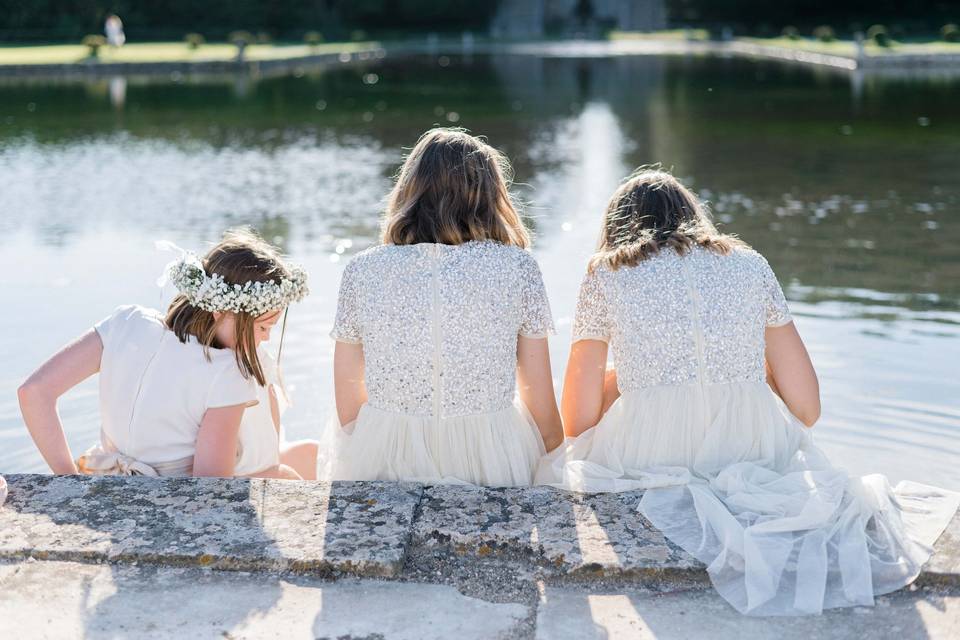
[412,485,701,581]
[1,474,286,637]
[0,474,423,637]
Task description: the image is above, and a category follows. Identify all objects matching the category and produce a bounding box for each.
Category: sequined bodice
[331,241,554,417]
[572,246,792,392]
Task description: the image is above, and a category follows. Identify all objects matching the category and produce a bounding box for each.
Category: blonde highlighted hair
[590,167,747,272]
[381,128,530,248]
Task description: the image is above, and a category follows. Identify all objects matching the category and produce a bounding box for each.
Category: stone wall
[1,474,958,638]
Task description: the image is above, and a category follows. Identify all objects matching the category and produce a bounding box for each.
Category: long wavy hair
[589,167,747,272]
[381,128,530,248]
[165,228,291,386]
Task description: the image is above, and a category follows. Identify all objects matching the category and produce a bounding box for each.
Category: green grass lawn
[609,29,710,42]
[609,31,960,57]
[0,41,379,66]
[741,36,960,57]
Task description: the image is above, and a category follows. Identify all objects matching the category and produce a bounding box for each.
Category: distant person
[538,168,960,615]
[18,229,317,480]
[320,128,564,486]
[104,14,125,48]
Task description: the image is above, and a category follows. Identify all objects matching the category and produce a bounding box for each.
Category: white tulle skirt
[317,400,546,487]
[536,381,960,616]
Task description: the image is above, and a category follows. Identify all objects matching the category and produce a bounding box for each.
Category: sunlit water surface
[1,54,958,487]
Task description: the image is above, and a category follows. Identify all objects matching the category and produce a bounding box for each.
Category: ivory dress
[234,347,285,475]
[319,240,553,486]
[536,245,959,616]
[79,305,279,476]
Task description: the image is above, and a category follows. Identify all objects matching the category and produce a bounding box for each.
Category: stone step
[0,474,421,577]
[0,560,530,640]
[535,584,960,639]
[1,474,957,586]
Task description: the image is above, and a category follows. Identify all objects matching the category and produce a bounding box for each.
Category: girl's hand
[541,431,565,453]
[601,366,620,414]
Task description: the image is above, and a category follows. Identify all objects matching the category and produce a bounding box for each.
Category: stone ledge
[1,474,957,586]
[413,485,701,577]
[921,506,960,585]
[0,474,420,577]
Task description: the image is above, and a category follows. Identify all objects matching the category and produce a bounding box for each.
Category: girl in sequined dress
[537,169,959,616]
[318,128,564,486]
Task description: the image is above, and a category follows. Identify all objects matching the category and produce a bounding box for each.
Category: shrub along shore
[2,33,960,78]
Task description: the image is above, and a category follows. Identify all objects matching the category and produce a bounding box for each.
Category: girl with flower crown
[17,229,314,479]
[319,128,564,486]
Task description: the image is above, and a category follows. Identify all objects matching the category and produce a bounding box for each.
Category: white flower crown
[157,241,309,317]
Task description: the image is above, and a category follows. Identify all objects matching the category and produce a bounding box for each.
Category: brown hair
[165,228,291,386]
[590,167,747,271]
[381,127,530,248]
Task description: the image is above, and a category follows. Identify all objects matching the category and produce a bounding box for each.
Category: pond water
[1,53,958,487]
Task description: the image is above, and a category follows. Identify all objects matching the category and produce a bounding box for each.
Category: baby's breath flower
[167,253,309,316]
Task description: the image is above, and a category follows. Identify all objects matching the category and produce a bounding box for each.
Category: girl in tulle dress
[319,128,564,486]
[18,229,315,479]
[537,168,959,615]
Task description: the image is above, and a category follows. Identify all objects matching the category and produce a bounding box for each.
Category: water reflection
[108,76,126,109]
[1,54,958,483]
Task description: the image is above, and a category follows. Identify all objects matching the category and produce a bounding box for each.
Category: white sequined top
[572,245,792,391]
[331,241,555,417]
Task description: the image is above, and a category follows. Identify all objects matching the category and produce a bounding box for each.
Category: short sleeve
[759,256,793,327]
[572,269,612,343]
[519,254,555,338]
[94,305,145,352]
[206,362,258,409]
[330,259,363,343]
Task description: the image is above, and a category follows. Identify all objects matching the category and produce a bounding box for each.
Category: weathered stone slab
[536,584,960,640]
[0,474,421,577]
[925,509,960,584]
[0,560,529,640]
[415,485,960,584]
[413,485,701,577]
[2,474,956,588]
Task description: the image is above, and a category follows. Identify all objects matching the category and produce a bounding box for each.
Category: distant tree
[82,34,106,57]
[813,25,835,42]
[574,0,595,26]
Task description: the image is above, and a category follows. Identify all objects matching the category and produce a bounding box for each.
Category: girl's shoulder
[107,304,164,323]
[346,241,540,270]
[341,244,399,274]
[94,304,165,348]
[722,245,776,275]
[465,240,539,267]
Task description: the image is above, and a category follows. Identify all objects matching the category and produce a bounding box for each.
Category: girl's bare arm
[333,341,367,427]
[516,336,564,452]
[18,330,103,474]
[765,322,820,427]
[560,339,608,438]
